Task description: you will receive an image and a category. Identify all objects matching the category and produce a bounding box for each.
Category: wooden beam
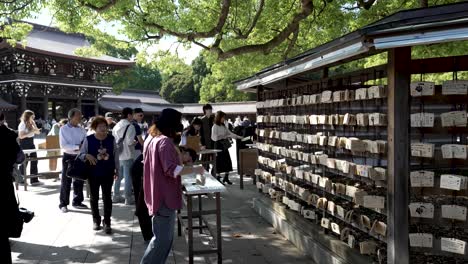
[387,47,411,264]
[411,54,468,74]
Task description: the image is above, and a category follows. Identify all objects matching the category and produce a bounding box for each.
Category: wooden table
[17,148,63,191]
[178,172,226,264]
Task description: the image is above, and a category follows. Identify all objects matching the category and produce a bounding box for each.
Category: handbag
[16,148,25,164]
[218,138,232,150]
[66,155,89,181]
[8,184,34,238]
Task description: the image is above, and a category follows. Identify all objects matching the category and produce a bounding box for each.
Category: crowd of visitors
[3,103,255,263]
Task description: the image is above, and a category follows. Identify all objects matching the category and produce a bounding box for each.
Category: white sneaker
[112,196,125,203]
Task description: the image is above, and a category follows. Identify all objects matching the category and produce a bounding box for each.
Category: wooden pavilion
[0,22,134,126]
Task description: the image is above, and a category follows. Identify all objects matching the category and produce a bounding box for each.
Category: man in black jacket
[0,112,23,264]
[199,104,216,176]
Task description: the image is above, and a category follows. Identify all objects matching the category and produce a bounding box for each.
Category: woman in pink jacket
[140,109,204,264]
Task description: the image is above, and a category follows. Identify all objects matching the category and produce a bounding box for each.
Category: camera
[19,207,34,223]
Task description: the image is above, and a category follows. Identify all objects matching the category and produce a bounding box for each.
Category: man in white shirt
[112,107,136,205]
[59,108,87,213]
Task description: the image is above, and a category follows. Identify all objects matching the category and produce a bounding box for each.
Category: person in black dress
[79,116,119,234]
[211,111,242,184]
[0,112,23,264]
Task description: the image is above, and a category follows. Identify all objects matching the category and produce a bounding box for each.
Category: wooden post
[77,97,82,113]
[20,93,27,113]
[94,99,99,116]
[43,95,49,120]
[52,101,57,120]
[387,47,411,264]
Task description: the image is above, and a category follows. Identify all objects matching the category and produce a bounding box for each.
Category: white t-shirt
[18,121,34,138]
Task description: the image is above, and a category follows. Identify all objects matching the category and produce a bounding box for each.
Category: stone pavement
[10,142,314,264]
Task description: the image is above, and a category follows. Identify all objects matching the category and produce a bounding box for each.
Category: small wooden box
[239,148,258,176]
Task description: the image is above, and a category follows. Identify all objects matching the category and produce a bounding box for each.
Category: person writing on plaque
[140,108,205,264]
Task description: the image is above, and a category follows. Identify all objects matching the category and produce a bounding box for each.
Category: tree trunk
[420,0,428,8]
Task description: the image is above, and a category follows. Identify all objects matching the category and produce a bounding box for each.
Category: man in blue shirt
[59,108,87,213]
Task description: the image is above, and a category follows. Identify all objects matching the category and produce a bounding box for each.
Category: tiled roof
[102,90,170,105]
[9,22,134,66]
[99,90,256,115]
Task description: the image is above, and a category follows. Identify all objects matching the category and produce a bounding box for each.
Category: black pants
[0,236,11,264]
[89,173,113,225]
[19,138,38,183]
[59,154,84,208]
[132,160,153,241]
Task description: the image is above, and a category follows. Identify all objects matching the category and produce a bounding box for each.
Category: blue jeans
[140,203,176,264]
[114,159,133,200]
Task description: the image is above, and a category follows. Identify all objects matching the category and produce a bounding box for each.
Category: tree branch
[143,0,231,39]
[216,0,314,60]
[356,0,377,10]
[234,0,264,39]
[283,27,299,60]
[0,0,34,16]
[78,0,118,12]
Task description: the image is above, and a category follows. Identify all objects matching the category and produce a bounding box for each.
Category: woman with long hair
[79,116,119,234]
[211,111,243,185]
[18,110,41,185]
[140,108,205,264]
[180,117,202,149]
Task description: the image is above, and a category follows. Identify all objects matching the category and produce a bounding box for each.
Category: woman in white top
[18,110,41,185]
[211,111,242,185]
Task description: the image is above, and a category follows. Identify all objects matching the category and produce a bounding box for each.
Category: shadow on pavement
[11,240,99,263]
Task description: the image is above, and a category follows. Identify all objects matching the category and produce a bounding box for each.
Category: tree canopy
[0,0,463,102]
[160,73,198,103]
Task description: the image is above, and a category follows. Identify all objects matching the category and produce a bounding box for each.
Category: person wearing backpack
[112,107,136,205]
